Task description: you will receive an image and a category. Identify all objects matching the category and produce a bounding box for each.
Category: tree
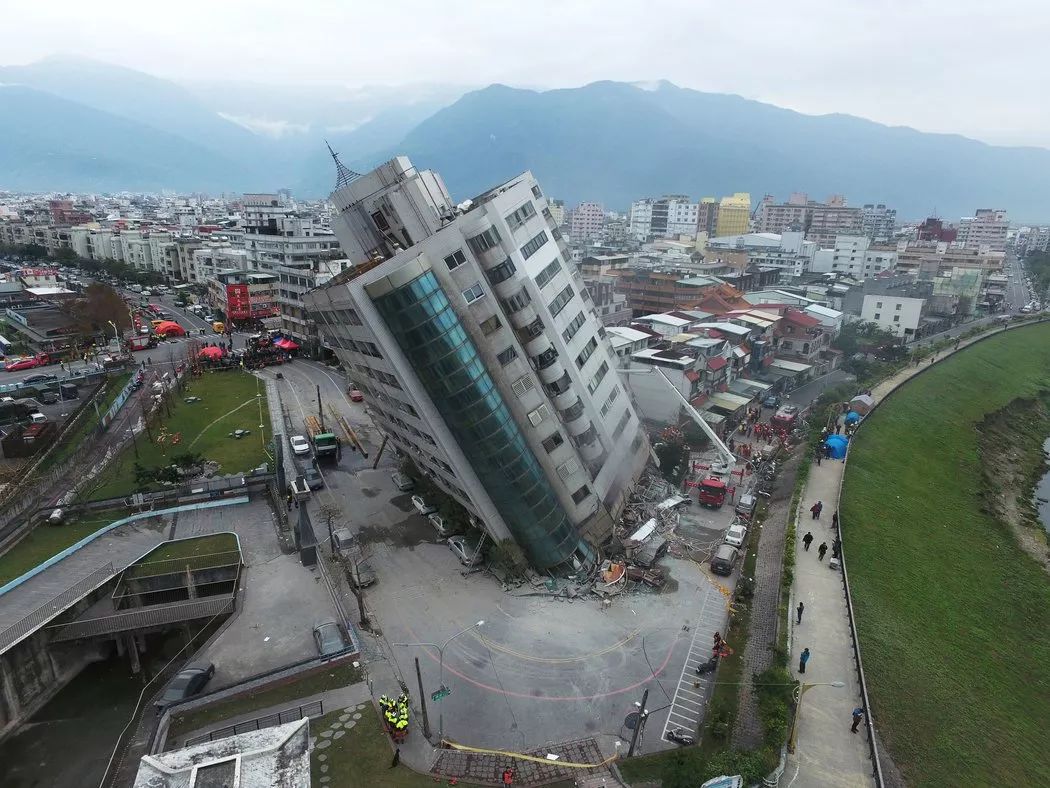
[321,504,371,631]
[54,248,79,264]
[69,283,131,337]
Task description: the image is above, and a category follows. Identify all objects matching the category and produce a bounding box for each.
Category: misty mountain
[380,81,1050,219]
[0,85,258,193]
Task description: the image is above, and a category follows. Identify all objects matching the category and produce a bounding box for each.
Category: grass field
[89,371,270,499]
[0,514,118,586]
[841,323,1050,787]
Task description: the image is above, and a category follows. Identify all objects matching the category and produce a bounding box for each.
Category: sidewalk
[786,320,1031,785]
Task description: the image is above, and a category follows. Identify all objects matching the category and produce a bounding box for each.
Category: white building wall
[860,294,924,337]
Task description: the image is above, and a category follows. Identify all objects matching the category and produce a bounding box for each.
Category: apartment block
[629,196,699,240]
[806,204,862,246]
[569,201,605,242]
[715,193,751,237]
[811,236,897,277]
[305,157,649,571]
[956,209,1009,251]
[861,204,897,243]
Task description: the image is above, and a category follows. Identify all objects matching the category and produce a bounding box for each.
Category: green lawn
[88,371,270,500]
[311,706,484,788]
[167,663,362,742]
[0,514,118,586]
[41,372,133,471]
[841,323,1050,787]
[126,533,239,578]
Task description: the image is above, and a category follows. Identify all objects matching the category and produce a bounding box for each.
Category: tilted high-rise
[305,157,650,571]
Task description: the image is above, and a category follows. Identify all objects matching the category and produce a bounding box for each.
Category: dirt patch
[360,487,379,498]
[356,514,434,549]
[976,394,1050,573]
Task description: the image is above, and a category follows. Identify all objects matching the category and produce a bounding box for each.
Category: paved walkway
[787,320,1037,785]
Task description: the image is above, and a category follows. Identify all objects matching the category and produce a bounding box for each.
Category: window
[875,301,883,308]
[562,311,586,343]
[548,285,575,317]
[895,303,902,311]
[600,385,621,417]
[501,288,531,314]
[571,485,590,504]
[542,432,564,453]
[874,313,881,320]
[462,282,485,304]
[496,346,518,365]
[371,211,390,231]
[479,314,502,335]
[505,201,537,230]
[893,315,900,322]
[511,375,535,397]
[520,230,549,260]
[466,227,501,256]
[486,257,517,284]
[613,409,631,439]
[444,250,467,271]
[588,361,609,393]
[527,405,551,426]
[534,259,562,289]
[576,336,598,368]
[532,185,543,199]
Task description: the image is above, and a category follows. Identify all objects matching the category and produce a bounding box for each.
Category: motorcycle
[666,728,696,746]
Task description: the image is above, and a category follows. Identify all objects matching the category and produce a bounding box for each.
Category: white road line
[661,590,721,742]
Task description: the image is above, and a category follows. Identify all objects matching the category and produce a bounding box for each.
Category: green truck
[305,415,340,462]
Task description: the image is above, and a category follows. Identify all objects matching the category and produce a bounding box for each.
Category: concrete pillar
[186,567,197,599]
[126,634,141,675]
[0,653,22,723]
[115,634,126,657]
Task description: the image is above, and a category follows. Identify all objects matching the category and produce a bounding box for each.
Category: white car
[289,434,311,456]
[411,495,436,515]
[724,523,748,548]
[448,535,484,567]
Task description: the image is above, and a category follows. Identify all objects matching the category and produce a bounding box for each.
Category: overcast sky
[3,0,1048,148]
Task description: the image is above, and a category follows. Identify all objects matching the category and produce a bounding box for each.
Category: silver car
[312,622,349,656]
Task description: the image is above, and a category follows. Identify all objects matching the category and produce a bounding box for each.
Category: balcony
[534,347,559,370]
[559,398,587,426]
[544,371,572,397]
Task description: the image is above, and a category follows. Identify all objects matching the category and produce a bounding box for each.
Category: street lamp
[788,680,846,753]
[107,320,119,342]
[393,619,485,743]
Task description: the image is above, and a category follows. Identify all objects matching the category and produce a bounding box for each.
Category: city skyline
[1,0,1048,148]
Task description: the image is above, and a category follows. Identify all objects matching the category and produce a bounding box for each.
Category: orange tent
[154,321,185,337]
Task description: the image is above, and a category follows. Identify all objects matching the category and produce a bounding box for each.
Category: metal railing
[48,595,234,642]
[0,562,115,653]
[118,550,242,580]
[183,700,323,747]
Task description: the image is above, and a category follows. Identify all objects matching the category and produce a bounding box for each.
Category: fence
[0,562,114,653]
[183,700,323,747]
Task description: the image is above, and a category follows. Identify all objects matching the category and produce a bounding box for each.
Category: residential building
[706,231,817,280]
[305,156,649,571]
[755,195,810,235]
[207,270,280,327]
[193,245,248,285]
[697,198,719,236]
[276,258,349,347]
[569,201,604,242]
[771,307,832,365]
[811,236,897,277]
[806,204,862,246]
[860,294,925,338]
[1018,225,1050,255]
[894,242,1004,279]
[956,209,1009,251]
[861,203,897,243]
[609,269,744,316]
[606,325,656,366]
[715,193,751,237]
[629,196,699,240]
[548,200,567,228]
[915,217,957,243]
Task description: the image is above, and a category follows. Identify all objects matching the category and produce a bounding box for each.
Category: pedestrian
[147,356,152,365]
[815,449,822,466]
[817,541,828,561]
[802,531,814,551]
[824,444,833,459]
[832,511,839,530]
[810,501,821,520]
[851,707,865,733]
[502,768,514,786]
[390,748,401,768]
[796,601,804,624]
[799,647,810,674]
[816,500,823,518]
[832,538,841,559]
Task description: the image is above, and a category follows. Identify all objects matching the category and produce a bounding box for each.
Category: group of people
[379,692,410,737]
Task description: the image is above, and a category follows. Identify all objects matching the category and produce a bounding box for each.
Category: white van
[29,413,47,424]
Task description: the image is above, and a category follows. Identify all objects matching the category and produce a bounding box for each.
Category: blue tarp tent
[825,434,849,459]
[844,411,861,424]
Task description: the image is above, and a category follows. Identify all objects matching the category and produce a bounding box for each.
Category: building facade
[715,193,751,237]
[811,236,897,277]
[956,209,1009,251]
[305,157,649,571]
[569,201,605,242]
[806,205,862,246]
[861,203,897,243]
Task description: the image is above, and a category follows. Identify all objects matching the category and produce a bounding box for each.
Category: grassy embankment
[88,371,270,500]
[841,322,1050,787]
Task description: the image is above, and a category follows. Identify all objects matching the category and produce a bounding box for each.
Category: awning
[709,392,751,412]
[732,346,749,359]
[698,409,725,424]
[769,358,812,373]
[737,378,772,391]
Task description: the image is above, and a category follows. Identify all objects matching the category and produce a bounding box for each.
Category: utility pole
[626,688,649,758]
[414,657,432,740]
[317,384,325,432]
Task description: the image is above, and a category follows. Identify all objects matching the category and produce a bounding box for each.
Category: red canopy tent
[154,321,186,337]
[198,346,224,360]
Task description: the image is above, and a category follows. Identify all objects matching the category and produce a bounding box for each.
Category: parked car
[710,544,740,576]
[313,621,349,656]
[155,662,215,709]
[448,535,484,567]
[347,558,376,589]
[23,374,58,385]
[348,389,364,402]
[303,465,324,490]
[762,393,780,408]
[427,512,460,538]
[771,404,800,428]
[724,523,748,548]
[289,434,310,456]
[412,495,437,515]
[390,472,414,491]
[40,390,60,405]
[734,493,758,520]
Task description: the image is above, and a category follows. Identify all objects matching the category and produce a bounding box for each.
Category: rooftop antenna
[325,140,361,190]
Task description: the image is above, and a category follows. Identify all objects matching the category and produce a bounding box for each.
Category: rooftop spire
[325,140,361,191]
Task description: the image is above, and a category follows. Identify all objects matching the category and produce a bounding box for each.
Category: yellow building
[715,192,751,237]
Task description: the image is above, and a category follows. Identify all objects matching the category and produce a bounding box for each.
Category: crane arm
[654,367,736,475]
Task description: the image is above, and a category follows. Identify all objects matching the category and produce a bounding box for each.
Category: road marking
[660,588,725,743]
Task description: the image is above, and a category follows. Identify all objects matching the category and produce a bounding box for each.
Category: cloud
[217,113,310,139]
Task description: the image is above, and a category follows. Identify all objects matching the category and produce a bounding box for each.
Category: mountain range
[2,57,1050,220]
